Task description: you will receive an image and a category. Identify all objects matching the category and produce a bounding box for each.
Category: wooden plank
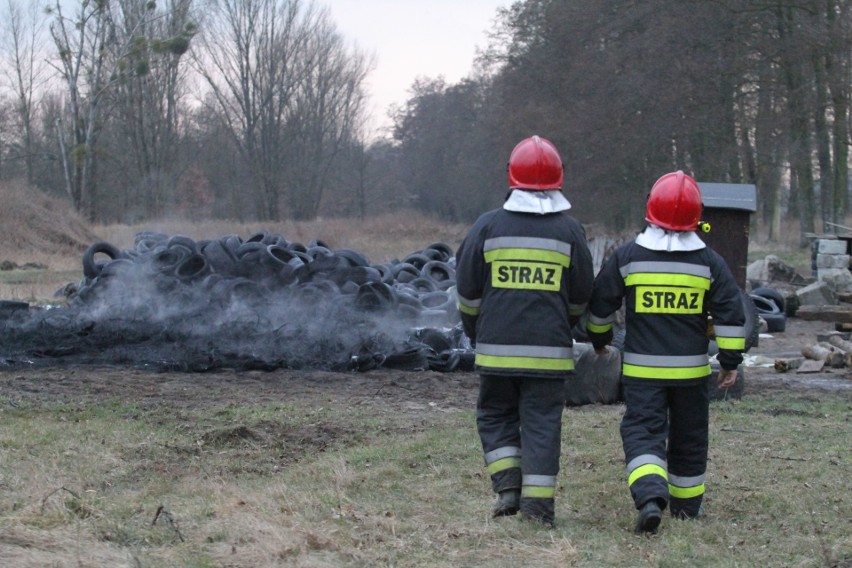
[795,305,852,323]
[797,359,826,373]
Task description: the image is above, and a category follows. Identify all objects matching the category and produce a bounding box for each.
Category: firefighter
[585,171,745,534]
[455,135,594,527]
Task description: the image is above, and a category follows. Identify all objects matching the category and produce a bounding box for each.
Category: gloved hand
[716,368,738,388]
[589,328,613,355]
[594,345,610,356]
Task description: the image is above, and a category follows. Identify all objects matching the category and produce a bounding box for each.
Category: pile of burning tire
[0,231,473,373]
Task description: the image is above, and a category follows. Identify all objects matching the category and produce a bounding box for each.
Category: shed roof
[696,182,757,212]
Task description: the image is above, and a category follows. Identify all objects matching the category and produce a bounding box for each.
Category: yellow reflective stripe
[622,363,711,379]
[624,273,711,290]
[457,303,480,316]
[521,485,556,499]
[488,457,522,475]
[716,336,745,350]
[476,354,574,371]
[587,321,612,333]
[628,464,667,487]
[485,248,571,268]
[668,483,705,499]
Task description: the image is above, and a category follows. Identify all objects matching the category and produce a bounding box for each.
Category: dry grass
[0,382,848,567]
[94,213,470,266]
[0,183,470,303]
[0,182,96,270]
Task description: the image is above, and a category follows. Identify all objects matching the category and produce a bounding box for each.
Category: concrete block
[816,253,851,269]
[818,268,852,294]
[818,239,848,254]
[796,280,838,306]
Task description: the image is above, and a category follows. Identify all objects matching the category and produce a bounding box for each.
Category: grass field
[0,369,848,567]
[0,183,849,566]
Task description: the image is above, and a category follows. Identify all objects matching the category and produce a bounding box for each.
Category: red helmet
[645,170,703,231]
[508,135,564,190]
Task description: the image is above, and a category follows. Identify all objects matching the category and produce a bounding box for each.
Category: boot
[519,497,555,527]
[672,504,705,520]
[491,489,520,517]
[634,500,662,534]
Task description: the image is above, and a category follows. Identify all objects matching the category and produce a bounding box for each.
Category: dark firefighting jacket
[586,240,745,386]
[455,208,594,378]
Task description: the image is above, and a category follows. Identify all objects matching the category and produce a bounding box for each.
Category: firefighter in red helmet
[586,170,746,533]
[455,135,594,526]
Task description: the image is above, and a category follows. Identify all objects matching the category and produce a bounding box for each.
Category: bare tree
[283,8,371,220]
[194,0,309,220]
[110,0,196,219]
[48,0,195,221]
[195,0,370,221]
[824,0,851,227]
[0,0,48,185]
[48,0,118,219]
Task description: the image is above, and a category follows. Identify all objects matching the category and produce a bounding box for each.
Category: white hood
[503,189,572,214]
[635,224,706,252]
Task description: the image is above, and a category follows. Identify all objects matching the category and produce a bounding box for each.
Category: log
[796,305,852,323]
[818,341,852,368]
[801,344,846,367]
[827,334,852,352]
[774,357,804,372]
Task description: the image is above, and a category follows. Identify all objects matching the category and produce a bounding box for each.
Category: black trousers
[476,374,565,493]
[620,379,710,516]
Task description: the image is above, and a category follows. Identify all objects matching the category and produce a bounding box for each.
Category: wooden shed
[696,182,757,289]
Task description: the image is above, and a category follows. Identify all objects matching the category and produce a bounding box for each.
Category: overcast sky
[322,0,508,136]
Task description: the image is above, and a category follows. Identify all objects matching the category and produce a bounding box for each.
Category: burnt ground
[0,315,848,415]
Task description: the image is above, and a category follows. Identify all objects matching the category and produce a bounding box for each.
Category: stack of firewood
[775,334,852,372]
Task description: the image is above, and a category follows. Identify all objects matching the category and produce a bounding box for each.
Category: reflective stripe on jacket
[587,240,745,384]
[455,208,594,378]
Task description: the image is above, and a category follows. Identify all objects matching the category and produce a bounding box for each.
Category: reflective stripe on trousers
[522,474,556,499]
[627,454,668,488]
[484,446,522,476]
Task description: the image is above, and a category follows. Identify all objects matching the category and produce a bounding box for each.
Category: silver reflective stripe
[477,343,573,359]
[619,261,712,279]
[668,473,705,487]
[484,446,522,465]
[484,236,572,256]
[523,474,557,487]
[569,302,587,314]
[714,325,746,338]
[623,352,709,367]
[589,312,615,325]
[456,293,481,309]
[627,454,667,473]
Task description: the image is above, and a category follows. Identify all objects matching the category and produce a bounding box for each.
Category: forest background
[0,0,849,244]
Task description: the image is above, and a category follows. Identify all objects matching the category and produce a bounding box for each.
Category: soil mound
[0,181,97,256]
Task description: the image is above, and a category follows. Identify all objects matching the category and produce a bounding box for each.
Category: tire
[740,290,761,351]
[82,242,123,280]
[335,248,370,268]
[401,253,431,270]
[166,235,198,254]
[761,311,787,333]
[424,242,454,262]
[749,293,787,332]
[421,260,455,283]
[750,294,781,315]
[751,286,785,313]
[175,253,211,282]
